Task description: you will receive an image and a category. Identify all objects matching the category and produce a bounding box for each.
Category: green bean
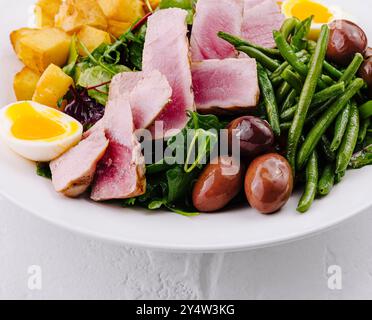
[318,164,335,196]
[292,45,342,80]
[330,104,351,152]
[274,30,331,90]
[335,171,345,184]
[271,62,290,80]
[270,53,309,87]
[281,17,300,40]
[306,99,333,123]
[271,76,284,88]
[297,151,319,213]
[291,16,313,51]
[281,89,298,112]
[217,32,281,57]
[281,105,297,121]
[274,30,308,73]
[358,118,371,144]
[336,103,360,175]
[287,25,330,172]
[297,78,365,169]
[323,61,343,80]
[339,53,365,84]
[359,101,372,119]
[276,81,292,104]
[270,50,308,80]
[281,82,346,121]
[281,69,303,94]
[322,75,336,86]
[320,134,336,162]
[257,63,281,136]
[280,122,292,131]
[311,82,346,106]
[236,46,280,72]
[307,40,317,54]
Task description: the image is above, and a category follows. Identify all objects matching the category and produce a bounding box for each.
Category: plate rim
[1,186,370,252]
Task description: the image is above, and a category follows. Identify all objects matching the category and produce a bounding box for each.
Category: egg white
[0,101,83,162]
[282,0,357,38]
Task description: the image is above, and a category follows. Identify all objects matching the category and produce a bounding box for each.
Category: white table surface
[1,195,372,300]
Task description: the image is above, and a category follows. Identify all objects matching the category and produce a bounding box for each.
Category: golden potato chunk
[10,28,38,55]
[107,20,131,38]
[77,25,111,56]
[13,28,71,74]
[13,67,41,101]
[35,0,62,28]
[97,0,144,23]
[32,64,74,109]
[55,0,108,34]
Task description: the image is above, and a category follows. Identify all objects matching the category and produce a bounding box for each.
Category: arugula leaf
[36,163,52,179]
[166,166,199,203]
[350,144,372,169]
[127,25,147,70]
[63,35,80,77]
[96,25,147,71]
[146,157,177,175]
[77,65,130,105]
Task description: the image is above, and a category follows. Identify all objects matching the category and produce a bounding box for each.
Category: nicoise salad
[2,0,372,216]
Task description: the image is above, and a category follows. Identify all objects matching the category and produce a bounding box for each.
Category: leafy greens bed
[34,1,372,216]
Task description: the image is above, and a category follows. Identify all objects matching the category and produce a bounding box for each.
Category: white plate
[1,0,371,252]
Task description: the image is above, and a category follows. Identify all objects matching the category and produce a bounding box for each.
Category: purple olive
[327,20,368,66]
[227,116,275,159]
[359,57,372,98]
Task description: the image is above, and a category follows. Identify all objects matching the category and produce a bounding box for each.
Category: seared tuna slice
[50,128,109,198]
[143,8,194,138]
[192,58,260,113]
[90,74,146,201]
[190,0,243,61]
[130,70,172,130]
[242,0,285,48]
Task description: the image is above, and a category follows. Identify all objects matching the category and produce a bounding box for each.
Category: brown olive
[327,20,368,66]
[364,47,372,59]
[227,116,274,160]
[359,57,372,94]
[192,156,244,212]
[245,153,293,214]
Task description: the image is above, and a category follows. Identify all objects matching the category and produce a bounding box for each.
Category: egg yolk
[290,0,333,23]
[6,102,67,140]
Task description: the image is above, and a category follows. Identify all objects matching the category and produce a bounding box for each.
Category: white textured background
[1,0,372,300]
[1,195,372,300]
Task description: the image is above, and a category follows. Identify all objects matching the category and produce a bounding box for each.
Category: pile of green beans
[218,17,372,213]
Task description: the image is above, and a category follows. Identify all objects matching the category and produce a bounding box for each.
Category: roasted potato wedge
[13,28,71,73]
[13,67,41,101]
[97,0,144,23]
[10,28,38,55]
[55,0,108,34]
[107,19,131,38]
[32,64,74,109]
[77,25,111,56]
[34,0,62,28]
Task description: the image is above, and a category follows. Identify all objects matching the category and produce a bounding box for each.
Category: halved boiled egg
[0,101,83,162]
[281,0,352,39]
